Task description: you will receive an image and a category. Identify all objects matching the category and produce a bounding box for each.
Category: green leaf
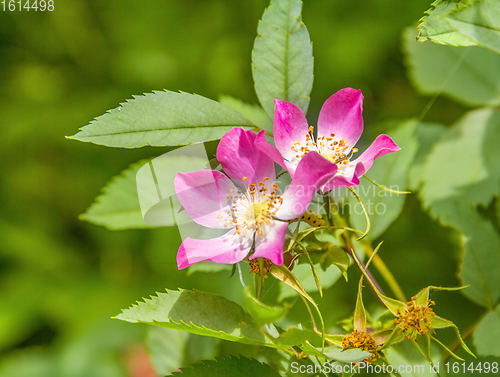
[320,243,349,281]
[417,0,477,46]
[252,0,314,119]
[421,109,500,218]
[460,204,500,308]
[81,154,208,229]
[80,159,155,229]
[274,328,321,347]
[473,304,500,357]
[116,289,274,348]
[147,327,189,375]
[446,0,500,54]
[243,288,289,326]
[297,342,372,362]
[147,327,221,376]
[218,95,273,134]
[418,109,500,308]
[408,122,447,191]
[321,347,372,363]
[68,91,254,148]
[348,120,418,240]
[167,356,281,377]
[404,27,500,107]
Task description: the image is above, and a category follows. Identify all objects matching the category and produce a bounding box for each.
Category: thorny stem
[363,243,407,302]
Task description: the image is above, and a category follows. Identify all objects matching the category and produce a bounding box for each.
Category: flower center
[290,126,358,168]
[221,177,283,238]
[394,296,436,342]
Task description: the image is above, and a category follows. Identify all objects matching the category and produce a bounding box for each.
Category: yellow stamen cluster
[342,330,379,364]
[224,177,283,238]
[248,258,273,278]
[395,296,436,342]
[289,126,358,168]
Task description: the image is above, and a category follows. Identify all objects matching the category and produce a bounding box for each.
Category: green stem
[253,258,265,300]
[363,174,411,194]
[347,186,370,241]
[323,193,333,226]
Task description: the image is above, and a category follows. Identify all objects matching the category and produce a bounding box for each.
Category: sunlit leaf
[218,95,273,134]
[405,28,500,107]
[81,154,207,229]
[252,0,314,119]
[447,0,500,54]
[167,356,281,377]
[116,289,275,348]
[417,0,477,46]
[68,91,254,148]
[80,159,154,229]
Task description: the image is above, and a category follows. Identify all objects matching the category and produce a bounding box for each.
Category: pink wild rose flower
[271,88,400,192]
[174,128,337,269]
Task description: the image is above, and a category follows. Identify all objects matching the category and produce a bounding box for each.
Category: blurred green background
[0,0,487,375]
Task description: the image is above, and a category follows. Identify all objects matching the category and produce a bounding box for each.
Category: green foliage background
[0,0,495,375]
